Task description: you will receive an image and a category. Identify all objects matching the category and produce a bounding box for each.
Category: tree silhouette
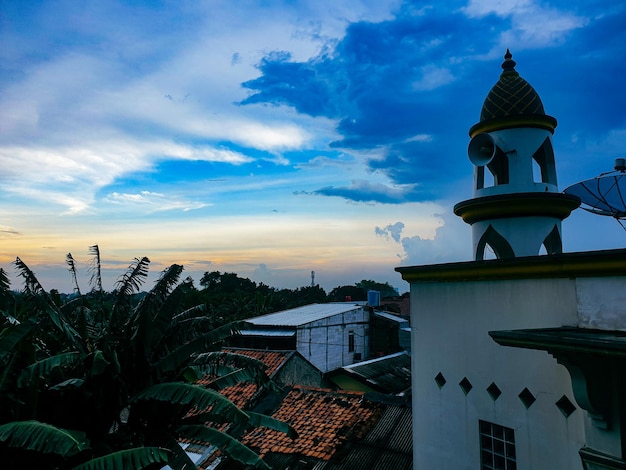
[0,247,294,469]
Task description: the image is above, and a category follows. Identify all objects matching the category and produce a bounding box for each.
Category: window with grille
[479,420,516,469]
[348,331,355,352]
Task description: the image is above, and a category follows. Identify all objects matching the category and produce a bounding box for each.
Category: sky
[1,0,625,295]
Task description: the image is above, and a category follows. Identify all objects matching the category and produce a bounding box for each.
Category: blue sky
[1,0,625,294]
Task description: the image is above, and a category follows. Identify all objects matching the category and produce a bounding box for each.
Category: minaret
[454,50,580,260]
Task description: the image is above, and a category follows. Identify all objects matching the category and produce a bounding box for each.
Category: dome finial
[502,49,517,72]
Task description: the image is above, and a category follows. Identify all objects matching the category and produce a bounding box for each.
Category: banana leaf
[71,447,170,470]
[18,351,81,387]
[0,321,34,360]
[177,424,270,470]
[245,411,298,439]
[0,420,89,457]
[131,382,249,425]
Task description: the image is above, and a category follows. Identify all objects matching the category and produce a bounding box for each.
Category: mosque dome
[469,50,556,137]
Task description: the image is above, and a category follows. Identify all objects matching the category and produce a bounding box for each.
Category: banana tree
[0,247,294,469]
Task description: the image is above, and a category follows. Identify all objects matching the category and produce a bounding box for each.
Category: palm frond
[245,411,298,439]
[177,425,270,470]
[88,244,103,294]
[115,257,150,298]
[171,304,210,324]
[0,353,27,417]
[18,351,81,387]
[13,258,84,352]
[66,253,82,296]
[160,276,194,314]
[131,264,184,355]
[49,378,85,391]
[0,420,89,457]
[148,264,183,304]
[0,267,10,293]
[161,436,198,470]
[110,257,150,330]
[0,311,19,326]
[131,382,249,425]
[159,312,226,355]
[167,316,215,341]
[14,257,48,297]
[202,368,268,391]
[70,447,170,470]
[191,351,267,371]
[0,321,35,360]
[90,350,110,376]
[189,352,270,389]
[152,324,242,377]
[133,264,183,320]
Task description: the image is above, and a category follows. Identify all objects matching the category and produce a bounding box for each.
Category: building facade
[395,51,626,469]
[236,303,370,373]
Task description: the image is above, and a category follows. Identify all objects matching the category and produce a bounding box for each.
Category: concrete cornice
[395,249,626,283]
[469,114,557,137]
[453,192,581,224]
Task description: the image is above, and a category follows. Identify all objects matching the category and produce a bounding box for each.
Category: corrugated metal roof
[339,351,412,394]
[247,303,364,327]
[374,311,409,325]
[239,329,295,337]
[312,404,413,470]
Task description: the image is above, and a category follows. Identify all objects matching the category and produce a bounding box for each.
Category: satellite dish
[563,158,626,230]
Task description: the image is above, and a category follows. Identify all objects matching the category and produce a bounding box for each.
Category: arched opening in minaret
[531,138,557,185]
[475,148,509,190]
[542,225,562,255]
[476,226,514,260]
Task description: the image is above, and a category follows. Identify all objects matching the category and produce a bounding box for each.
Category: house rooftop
[246,303,364,327]
[196,348,294,409]
[241,387,384,462]
[328,351,412,395]
[313,403,413,470]
[374,311,409,324]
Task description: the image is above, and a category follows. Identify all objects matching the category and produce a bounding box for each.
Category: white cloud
[375,222,405,243]
[412,65,455,91]
[0,4,329,216]
[404,134,433,143]
[104,191,208,213]
[382,212,470,265]
[461,0,588,49]
[462,0,532,18]
[0,138,251,214]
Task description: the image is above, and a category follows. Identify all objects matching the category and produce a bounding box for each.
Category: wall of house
[275,354,327,388]
[370,315,408,357]
[296,308,369,373]
[410,276,586,470]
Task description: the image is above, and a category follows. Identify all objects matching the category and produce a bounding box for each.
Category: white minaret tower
[454,50,580,260]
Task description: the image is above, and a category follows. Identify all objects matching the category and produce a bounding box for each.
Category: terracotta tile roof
[194,349,292,409]
[224,348,292,376]
[242,387,384,461]
[313,403,413,470]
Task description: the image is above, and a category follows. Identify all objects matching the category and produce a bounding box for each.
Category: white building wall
[575,277,626,331]
[296,308,369,373]
[471,215,563,258]
[410,277,586,470]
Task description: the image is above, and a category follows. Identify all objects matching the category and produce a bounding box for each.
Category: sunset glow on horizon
[1,1,625,293]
